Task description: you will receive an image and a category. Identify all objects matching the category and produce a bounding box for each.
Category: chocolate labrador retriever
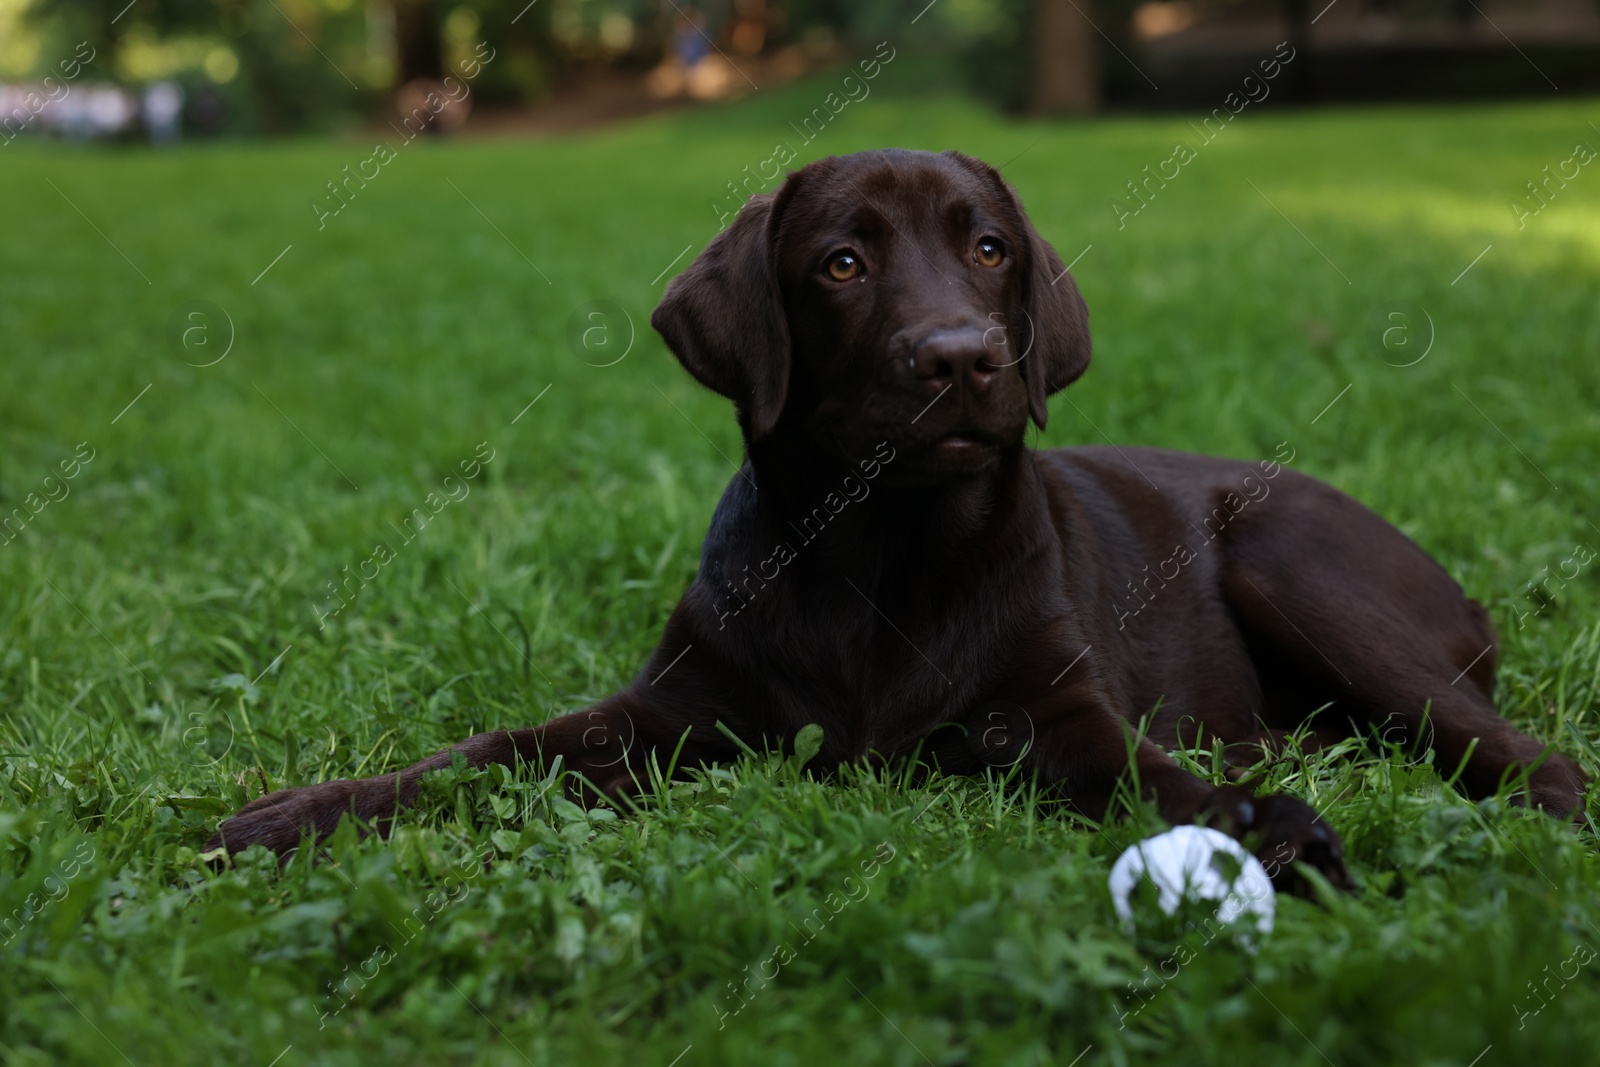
[207,148,1587,888]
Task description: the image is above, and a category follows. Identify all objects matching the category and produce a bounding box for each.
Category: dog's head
[652,148,1090,480]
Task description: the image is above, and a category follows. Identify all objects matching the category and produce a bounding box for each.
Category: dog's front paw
[1201,786,1352,894]
[1524,752,1590,821]
[204,777,391,858]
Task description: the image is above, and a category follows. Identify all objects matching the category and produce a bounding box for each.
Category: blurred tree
[23,0,127,71]
[395,0,443,82]
[24,0,371,133]
[1033,0,1100,113]
[14,0,1119,132]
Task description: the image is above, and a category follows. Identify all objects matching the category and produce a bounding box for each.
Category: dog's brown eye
[975,237,1005,268]
[825,251,863,282]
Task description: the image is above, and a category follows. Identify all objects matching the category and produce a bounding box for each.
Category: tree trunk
[1033,0,1102,115]
[393,0,443,83]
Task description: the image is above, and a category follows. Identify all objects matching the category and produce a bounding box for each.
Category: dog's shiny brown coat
[208,149,1586,887]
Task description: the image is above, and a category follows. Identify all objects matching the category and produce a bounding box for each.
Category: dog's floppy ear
[1016,221,1092,429]
[946,152,1091,429]
[651,193,790,441]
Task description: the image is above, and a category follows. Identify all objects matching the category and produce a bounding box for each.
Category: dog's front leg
[205,693,708,859]
[977,700,1352,892]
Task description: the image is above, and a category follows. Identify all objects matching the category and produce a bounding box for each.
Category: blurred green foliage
[4,0,1047,135]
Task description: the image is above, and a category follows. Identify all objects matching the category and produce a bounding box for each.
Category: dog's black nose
[910,328,997,396]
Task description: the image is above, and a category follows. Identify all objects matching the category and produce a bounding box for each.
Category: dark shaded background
[4,0,1600,142]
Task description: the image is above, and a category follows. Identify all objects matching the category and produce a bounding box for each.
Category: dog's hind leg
[1219,472,1587,817]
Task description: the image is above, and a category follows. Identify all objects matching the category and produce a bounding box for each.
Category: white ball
[1107,825,1275,937]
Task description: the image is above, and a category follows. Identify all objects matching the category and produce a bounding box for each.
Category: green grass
[3,71,1600,1065]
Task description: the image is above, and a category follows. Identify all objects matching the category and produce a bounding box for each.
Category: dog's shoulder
[1036,443,1261,479]
[1030,444,1333,545]
[1035,444,1309,499]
